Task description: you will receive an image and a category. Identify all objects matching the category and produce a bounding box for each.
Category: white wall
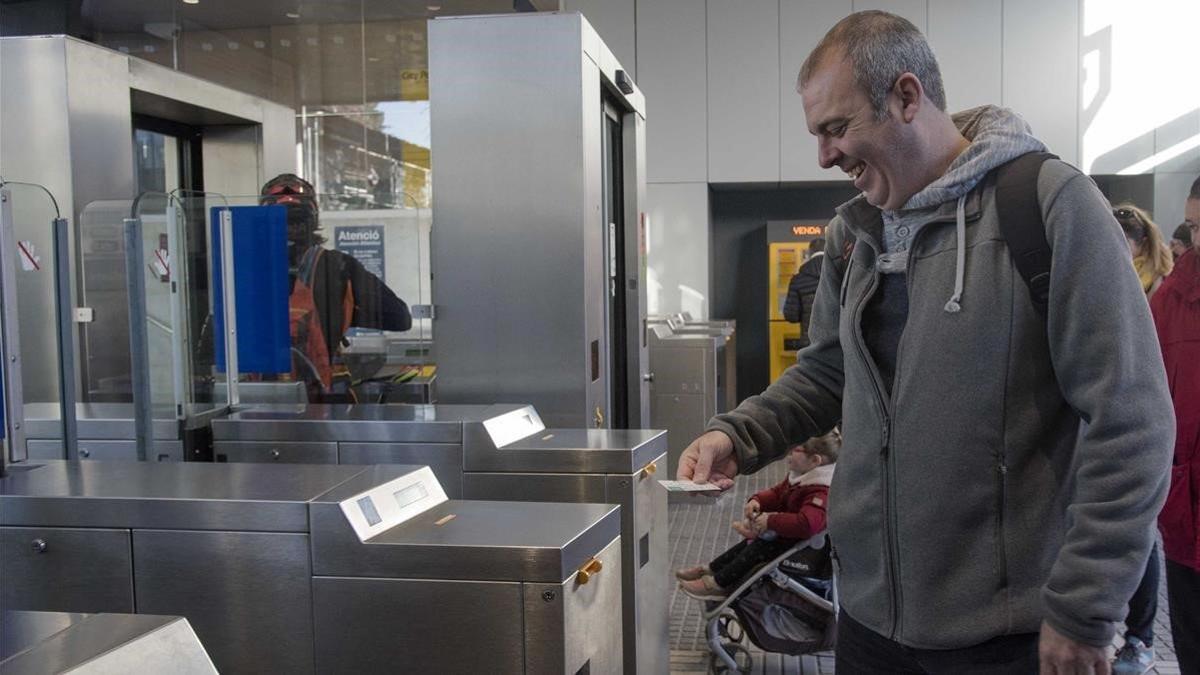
[644,183,710,319]
[780,1,852,181]
[563,0,1200,315]
[1078,0,1200,227]
[636,0,708,183]
[707,0,780,183]
[564,0,637,78]
[928,0,1001,113]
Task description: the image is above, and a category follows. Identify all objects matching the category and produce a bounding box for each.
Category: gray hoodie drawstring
[944,195,967,313]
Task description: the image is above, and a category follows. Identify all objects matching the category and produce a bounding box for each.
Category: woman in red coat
[1149,179,1200,675]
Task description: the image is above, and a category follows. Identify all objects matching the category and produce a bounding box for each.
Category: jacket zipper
[847,211,979,642]
[883,216,978,639]
[996,458,1009,593]
[845,244,901,639]
[882,228,944,641]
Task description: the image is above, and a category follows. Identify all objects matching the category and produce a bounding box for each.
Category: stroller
[697,533,838,674]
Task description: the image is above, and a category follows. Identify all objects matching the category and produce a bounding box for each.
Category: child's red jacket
[749,463,835,540]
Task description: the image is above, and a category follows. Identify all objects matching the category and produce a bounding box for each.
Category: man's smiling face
[801,52,914,211]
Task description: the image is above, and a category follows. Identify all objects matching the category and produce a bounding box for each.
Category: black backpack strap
[994,151,1058,319]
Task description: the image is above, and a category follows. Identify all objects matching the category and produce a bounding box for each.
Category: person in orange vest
[260,174,411,397]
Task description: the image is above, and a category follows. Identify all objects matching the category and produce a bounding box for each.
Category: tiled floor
[667,460,1180,674]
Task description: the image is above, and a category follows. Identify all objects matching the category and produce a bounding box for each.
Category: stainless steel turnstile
[212,402,671,674]
[1,611,216,674]
[658,317,738,414]
[309,465,622,674]
[463,423,669,675]
[22,402,224,462]
[0,460,621,674]
[647,323,735,476]
[211,403,530,496]
[0,460,365,673]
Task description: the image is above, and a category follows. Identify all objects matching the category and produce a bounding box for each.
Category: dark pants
[1166,559,1200,675]
[709,538,793,589]
[1125,541,1160,645]
[835,611,1039,675]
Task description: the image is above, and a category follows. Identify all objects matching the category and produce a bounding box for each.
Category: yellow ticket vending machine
[766,221,825,382]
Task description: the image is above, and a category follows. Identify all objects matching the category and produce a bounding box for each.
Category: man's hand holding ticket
[675,430,739,491]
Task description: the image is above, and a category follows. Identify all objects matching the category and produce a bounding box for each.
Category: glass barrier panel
[77,192,228,427]
[131,192,182,412]
[173,191,231,411]
[79,199,138,404]
[3,182,67,458]
[147,191,231,416]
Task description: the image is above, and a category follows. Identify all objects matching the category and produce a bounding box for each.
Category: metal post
[0,360,6,478]
[219,208,239,407]
[124,217,152,461]
[0,189,28,469]
[52,216,79,459]
[165,203,186,418]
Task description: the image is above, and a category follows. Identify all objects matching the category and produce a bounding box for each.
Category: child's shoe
[678,575,727,601]
[674,565,710,581]
[1112,636,1154,675]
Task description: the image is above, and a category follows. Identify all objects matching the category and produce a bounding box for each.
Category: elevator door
[602,101,628,429]
[132,116,202,196]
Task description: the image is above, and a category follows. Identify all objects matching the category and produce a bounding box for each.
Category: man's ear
[892,72,923,123]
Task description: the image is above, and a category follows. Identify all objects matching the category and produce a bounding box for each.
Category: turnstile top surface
[0,460,369,532]
[1,611,210,675]
[0,611,89,661]
[649,331,722,347]
[464,427,668,474]
[310,495,621,583]
[370,500,617,549]
[212,402,527,443]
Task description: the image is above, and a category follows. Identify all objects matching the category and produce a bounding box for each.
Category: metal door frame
[0,189,27,467]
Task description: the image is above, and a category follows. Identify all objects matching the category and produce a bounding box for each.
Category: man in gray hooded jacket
[677,11,1174,674]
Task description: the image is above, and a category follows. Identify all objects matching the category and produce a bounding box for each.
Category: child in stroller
[700,533,838,673]
[676,429,838,599]
[675,429,840,673]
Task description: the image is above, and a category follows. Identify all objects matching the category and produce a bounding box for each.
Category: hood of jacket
[903,106,1047,212]
[874,106,1047,274]
[843,106,1047,313]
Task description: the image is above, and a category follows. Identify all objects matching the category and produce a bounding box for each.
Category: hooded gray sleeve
[705,225,848,473]
[1037,164,1174,646]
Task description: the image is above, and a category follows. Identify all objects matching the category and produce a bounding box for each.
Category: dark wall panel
[710,183,859,400]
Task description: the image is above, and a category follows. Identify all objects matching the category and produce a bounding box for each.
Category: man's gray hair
[799,10,947,120]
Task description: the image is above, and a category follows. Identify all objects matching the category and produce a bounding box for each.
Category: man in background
[782,237,825,349]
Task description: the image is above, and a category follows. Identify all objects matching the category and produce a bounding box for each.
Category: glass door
[132,115,203,196]
[602,100,628,429]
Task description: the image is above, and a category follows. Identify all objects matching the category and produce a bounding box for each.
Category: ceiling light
[427,5,441,11]
[285,11,301,19]
[182,0,199,4]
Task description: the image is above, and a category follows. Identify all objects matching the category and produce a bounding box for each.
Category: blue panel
[211,205,291,374]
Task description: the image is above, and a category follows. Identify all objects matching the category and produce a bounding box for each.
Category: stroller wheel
[708,642,752,674]
[716,613,745,644]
